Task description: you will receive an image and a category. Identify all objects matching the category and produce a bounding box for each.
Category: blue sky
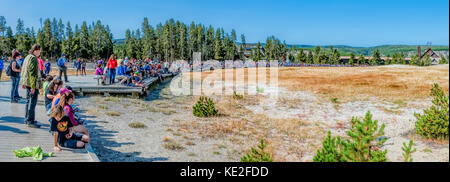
[1,0,449,46]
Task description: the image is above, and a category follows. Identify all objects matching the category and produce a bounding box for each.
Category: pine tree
[358,54,365,65]
[296,48,306,63]
[314,111,387,162]
[256,42,262,61]
[332,49,340,64]
[79,21,90,59]
[414,83,449,140]
[370,49,381,65]
[62,21,74,59]
[349,52,355,65]
[214,28,222,61]
[313,46,321,64]
[306,51,313,64]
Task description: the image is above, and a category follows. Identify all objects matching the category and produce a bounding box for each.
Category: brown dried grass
[186,65,449,101]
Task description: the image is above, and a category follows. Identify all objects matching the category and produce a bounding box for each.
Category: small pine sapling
[192,96,219,117]
[241,139,273,162]
[402,140,416,162]
[314,111,388,162]
[414,83,449,140]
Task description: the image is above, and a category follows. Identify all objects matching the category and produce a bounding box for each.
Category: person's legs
[25,87,39,125]
[73,125,89,136]
[24,87,30,124]
[76,141,85,148]
[111,69,116,84]
[59,68,63,80]
[108,68,113,84]
[14,76,20,98]
[10,77,18,100]
[64,68,68,82]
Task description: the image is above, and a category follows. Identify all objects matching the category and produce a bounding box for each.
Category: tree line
[1,16,447,65]
[286,45,448,66]
[0,16,113,61]
[116,18,248,62]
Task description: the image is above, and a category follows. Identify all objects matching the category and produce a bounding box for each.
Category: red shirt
[107,59,117,69]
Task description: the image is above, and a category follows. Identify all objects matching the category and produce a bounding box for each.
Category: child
[50,105,89,151]
[59,91,89,136]
[81,60,87,76]
[95,63,107,85]
[42,75,54,97]
[75,58,81,76]
[44,59,51,75]
[45,79,63,115]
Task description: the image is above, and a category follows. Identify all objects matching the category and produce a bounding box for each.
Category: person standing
[81,59,86,76]
[57,53,68,82]
[106,54,117,85]
[10,51,22,103]
[44,59,51,75]
[0,56,4,80]
[75,58,81,76]
[20,44,43,128]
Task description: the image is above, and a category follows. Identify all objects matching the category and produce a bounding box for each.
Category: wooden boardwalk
[68,73,176,97]
[0,81,99,162]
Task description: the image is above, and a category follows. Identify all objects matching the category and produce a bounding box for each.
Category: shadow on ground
[81,114,169,162]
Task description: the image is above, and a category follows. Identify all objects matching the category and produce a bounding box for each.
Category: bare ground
[79,64,449,162]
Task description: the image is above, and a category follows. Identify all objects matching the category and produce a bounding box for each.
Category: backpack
[5,64,11,76]
[57,58,64,67]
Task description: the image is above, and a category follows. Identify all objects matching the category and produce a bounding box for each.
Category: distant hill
[113,39,448,57]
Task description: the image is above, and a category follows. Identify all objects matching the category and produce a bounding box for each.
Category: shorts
[62,132,84,148]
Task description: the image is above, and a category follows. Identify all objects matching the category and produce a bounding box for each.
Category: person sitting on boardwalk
[50,105,89,152]
[51,87,69,111]
[58,90,89,136]
[95,63,107,85]
[45,79,63,114]
[125,72,144,88]
[117,61,126,76]
[42,75,54,97]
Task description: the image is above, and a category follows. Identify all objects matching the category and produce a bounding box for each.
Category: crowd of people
[94,55,176,88]
[3,45,89,152]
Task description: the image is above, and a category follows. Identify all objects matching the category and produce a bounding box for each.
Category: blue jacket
[0,59,3,70]
[57,57,66,67]
[117,65,126,75]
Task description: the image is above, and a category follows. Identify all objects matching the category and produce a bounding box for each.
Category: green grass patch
[97,105,109,110]
[106,111,121,117]
[128,122,147,129]
[163,142,185,151]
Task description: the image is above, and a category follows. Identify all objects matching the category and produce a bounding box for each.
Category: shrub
[330,97,339,104]
[439,54,448,64]
[163,141,185,151]
[128,122,147,129]
[402,140,416,162]
[193,96,219,117]
[241,139,273,162]
[106,111,121,117]
[233,91,244,100]
[313,131,346,162]
[414,84,449,140]
[314,111,388,162]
